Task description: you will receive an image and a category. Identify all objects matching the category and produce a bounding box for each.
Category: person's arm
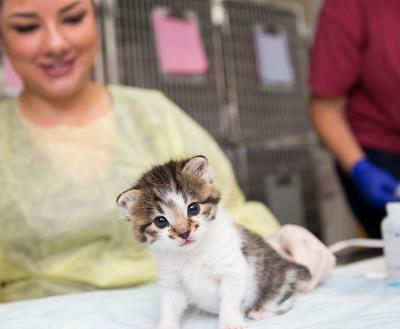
[310,95,400,209]
[309,95,364,172]
[309,0,400,210]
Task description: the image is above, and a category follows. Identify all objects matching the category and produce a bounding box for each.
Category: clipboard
[253,24,295,87]
[151,7,209,76]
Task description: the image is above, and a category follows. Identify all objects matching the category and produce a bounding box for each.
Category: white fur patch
[153,207,253,315]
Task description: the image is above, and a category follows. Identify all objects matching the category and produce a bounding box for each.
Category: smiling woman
[0,0,107,126]
[0,0,334,304]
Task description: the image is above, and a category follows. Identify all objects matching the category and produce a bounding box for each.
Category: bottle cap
[386,202,400,217]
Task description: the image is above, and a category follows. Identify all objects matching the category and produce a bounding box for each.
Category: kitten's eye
[187,203,200,216]
[153,216,169,229]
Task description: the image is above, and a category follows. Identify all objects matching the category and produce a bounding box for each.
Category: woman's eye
[13,25,39,34]
[187,203,200,216]
[64,13,86,25]
[153,216,169,229]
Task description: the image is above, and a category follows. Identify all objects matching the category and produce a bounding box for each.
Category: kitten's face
[117,156,221,251]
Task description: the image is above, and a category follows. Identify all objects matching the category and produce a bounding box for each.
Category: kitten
[117,156,311,329]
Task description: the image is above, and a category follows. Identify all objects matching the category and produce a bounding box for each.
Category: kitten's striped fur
[117,156,311,328]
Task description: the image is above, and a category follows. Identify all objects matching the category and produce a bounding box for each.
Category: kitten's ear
[183,155,212,182]
[116,189,142,221]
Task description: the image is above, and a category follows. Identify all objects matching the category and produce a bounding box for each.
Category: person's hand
[350,158,400,209]
[267,224,336,292]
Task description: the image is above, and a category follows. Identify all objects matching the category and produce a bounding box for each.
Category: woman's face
[0,0,98,100]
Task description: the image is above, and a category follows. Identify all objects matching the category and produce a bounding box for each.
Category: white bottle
[382,202,400,279]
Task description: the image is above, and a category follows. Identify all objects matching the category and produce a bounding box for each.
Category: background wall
[273,0,361,243]
[275,0,323,33]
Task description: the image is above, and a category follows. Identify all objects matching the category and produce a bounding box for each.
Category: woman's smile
[39,57,76,78]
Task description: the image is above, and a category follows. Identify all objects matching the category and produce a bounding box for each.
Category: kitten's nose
[178,231,190,240]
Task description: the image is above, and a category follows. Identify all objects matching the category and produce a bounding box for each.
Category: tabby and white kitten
[117,156,310,329]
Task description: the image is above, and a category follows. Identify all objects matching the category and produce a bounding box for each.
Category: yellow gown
[0,85,279,302]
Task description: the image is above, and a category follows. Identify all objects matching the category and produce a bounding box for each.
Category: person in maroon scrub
[309,0,400,238]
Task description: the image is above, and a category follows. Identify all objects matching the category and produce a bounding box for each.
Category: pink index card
[151,8,209,75]
[3,55,23,90]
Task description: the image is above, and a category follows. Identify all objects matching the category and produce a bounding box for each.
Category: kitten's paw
[246,308,268,320]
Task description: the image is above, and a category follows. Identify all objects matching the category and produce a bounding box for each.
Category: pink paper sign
[3,55,23,89]
[151,8,209,75]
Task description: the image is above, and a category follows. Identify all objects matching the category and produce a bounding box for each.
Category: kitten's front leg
[218,276,247,329]
[154,287,187,329]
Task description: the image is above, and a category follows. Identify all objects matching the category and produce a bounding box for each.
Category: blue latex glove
[350,158,400,209]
